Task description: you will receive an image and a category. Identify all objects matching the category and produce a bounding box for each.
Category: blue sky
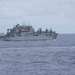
[0,0,75,33]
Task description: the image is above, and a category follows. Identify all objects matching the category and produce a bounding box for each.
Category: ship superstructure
[5,24,58,41]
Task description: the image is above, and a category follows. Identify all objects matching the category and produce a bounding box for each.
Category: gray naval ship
[4,24,58,41]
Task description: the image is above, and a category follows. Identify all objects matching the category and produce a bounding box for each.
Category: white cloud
[0,0,75,19]
[0,0,75,33]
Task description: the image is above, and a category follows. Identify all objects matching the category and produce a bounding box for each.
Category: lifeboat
[21,29,29,32]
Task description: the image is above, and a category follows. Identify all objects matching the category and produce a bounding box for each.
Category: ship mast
[23,20,26,26]
[28,21,29,26]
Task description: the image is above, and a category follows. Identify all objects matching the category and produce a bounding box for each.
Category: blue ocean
[0,34,75,75]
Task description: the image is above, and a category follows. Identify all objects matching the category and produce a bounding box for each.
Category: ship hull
[4,34,58,41]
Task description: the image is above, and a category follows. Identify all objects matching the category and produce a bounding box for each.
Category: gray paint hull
[4,34,58,41]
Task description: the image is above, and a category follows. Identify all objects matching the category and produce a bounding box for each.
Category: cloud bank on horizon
[0,0,75,33]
